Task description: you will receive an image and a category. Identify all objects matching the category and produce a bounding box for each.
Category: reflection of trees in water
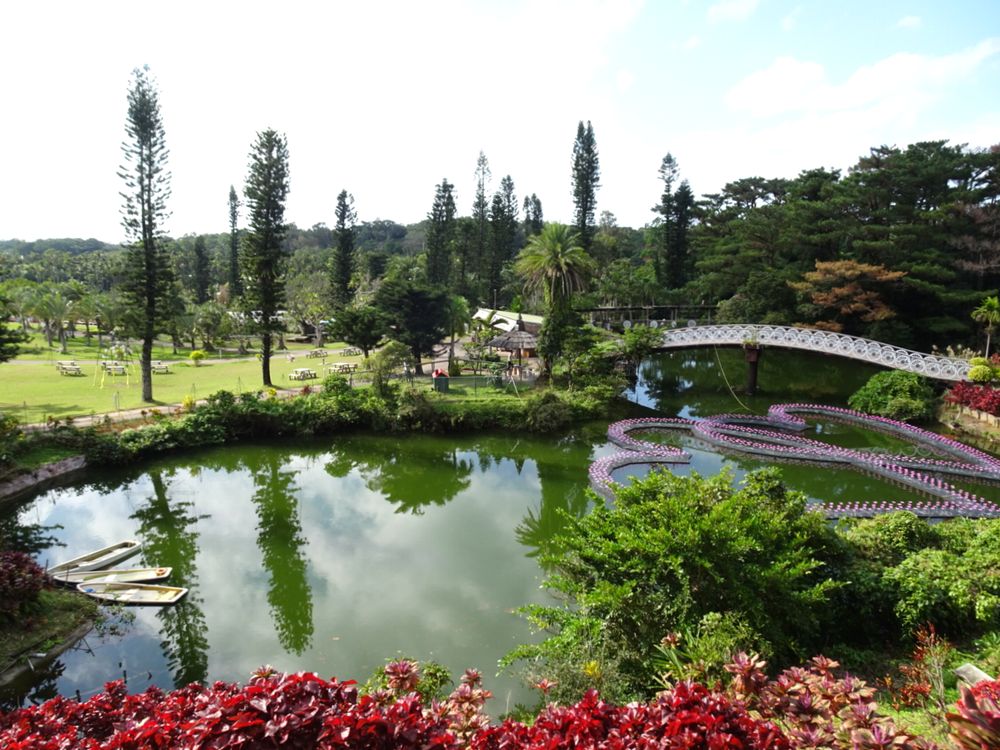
[324,438,473,514]
[0,507,62,556]
[515,438,594,561]
[0,658,65,711]
[247,452,314,655]
[636,350,882,415]
[130,470,209,687]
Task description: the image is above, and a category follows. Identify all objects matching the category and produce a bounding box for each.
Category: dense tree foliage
[330,189,357,308]
[119,65,174,402]
[4,133,1000,357]
[571,120,600,254]
[241,129,290,386]
[227,185,242,297]
[373,278,449,374]
[425,179,456,287]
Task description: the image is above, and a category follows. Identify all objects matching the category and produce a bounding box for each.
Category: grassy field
[1,334,370,423]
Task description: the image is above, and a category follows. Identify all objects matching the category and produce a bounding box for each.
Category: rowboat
[76,581,188,605]
[50,567,172,586]
[47,540,142,576]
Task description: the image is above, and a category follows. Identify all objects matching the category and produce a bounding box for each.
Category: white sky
[1,0,998,242]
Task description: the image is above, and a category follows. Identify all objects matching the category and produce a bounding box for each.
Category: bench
[289,368,318,381]
[152,363,171,374]
[339,347,362,357]
[329,362,357,374]
[58,364,83,376]
[305,349,328,358]
[107,365,126,376]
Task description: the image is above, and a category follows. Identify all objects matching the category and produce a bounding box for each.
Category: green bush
[968,364,995,383]
[847,370,937,422]
[883,519,1000,636]
[505,468,842,700]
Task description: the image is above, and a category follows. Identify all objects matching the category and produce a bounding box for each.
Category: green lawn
[1,341,367,423]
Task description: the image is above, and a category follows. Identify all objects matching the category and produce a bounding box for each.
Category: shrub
[188,349,206,366]
[969,364,995,383]
[947,682,1000,750]
[0,550,45,622]
[882,518,1000,636]
[945,381,1000,415]
[505,468,842,700]
[848,371,937,422]
[523,391,573,432]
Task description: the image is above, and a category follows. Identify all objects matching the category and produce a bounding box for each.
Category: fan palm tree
[972,295,1000,356]
[514,223,594,314]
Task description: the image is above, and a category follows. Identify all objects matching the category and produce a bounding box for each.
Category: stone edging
[0,456,87,511]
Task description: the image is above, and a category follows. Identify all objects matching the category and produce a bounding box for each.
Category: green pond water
[5,348,999,709]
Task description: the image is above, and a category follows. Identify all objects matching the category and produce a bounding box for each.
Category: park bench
[151,362,171,374]
[289,368,318,381]
[340,347,362,357]
[57,362,83,376]
[305,349,328,358]
[107,365,126,376]
[329,362,357,374]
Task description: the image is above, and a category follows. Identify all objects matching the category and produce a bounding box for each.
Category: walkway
[658,324,970,381]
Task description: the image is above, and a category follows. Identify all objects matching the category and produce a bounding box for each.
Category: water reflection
[325,437,474,513]
[247,453,314,655]
[130,470,209,686]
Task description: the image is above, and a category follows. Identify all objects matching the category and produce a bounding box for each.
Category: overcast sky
[1,0,998,243]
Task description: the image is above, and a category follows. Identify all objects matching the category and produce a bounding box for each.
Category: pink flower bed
[591,404,1000,519]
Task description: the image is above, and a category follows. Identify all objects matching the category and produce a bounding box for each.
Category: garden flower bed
[590,404,1000,518]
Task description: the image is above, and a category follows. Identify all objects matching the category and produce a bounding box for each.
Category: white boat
[47,540,142,576]
[76,581,188,605]
[50,566,172,586]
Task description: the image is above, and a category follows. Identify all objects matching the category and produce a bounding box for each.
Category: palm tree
[972,296,1000,356]
[514,223,595,376]
[514,223,594,313]
[445,294,471,370]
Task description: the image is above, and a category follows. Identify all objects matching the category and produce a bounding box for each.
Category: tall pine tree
[228,185,242,297]
[193,235,210,304]
[523,193,544,237]
[331,189,356,308]
[571,120,600,253]
[241,129,290,387]
[472,152,491,292]
[425,178,456,286]
[488,175,519,306]
[119,65,174,402]
[653,153,694,289]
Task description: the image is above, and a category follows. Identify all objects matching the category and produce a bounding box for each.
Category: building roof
[473,308,544,332]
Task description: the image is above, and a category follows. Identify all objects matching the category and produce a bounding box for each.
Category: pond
[4,348,998,708]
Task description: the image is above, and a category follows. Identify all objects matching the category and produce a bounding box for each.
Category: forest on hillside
[2,138,998,353]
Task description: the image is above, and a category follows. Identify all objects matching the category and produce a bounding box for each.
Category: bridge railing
[659,324,971,381]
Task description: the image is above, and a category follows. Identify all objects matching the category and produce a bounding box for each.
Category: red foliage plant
[0,551,45,621]
[947,681,1000,750]
[0,667,788,750]
[725,652,938,750]
[945,382,1000,416]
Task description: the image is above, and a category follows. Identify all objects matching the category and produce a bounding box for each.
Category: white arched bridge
[657,324,971,382]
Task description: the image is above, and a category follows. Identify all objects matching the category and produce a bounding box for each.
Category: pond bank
[0,590,97,696]
[0,455,86,511]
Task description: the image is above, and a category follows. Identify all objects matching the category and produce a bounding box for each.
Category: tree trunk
[141,333,154,402]
[262,332,273,386]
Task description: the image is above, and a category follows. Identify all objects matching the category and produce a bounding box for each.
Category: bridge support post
[743,344,763,395]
